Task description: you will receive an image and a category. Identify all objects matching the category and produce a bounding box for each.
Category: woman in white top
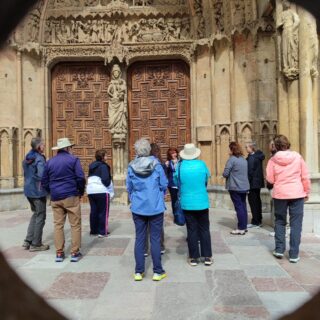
[87,149,113,238]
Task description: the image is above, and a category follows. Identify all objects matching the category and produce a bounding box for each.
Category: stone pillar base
[303,174,320,235]
[0,177,15,189]
[16,175,24,188]
[112,178,128,205]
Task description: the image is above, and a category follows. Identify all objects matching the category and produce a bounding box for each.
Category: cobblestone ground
[0,205,319,320]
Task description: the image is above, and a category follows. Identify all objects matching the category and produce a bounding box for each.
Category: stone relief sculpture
[193,0,205,39]
[308,19,319,78]
[213,0,224,33]
[107,65,127,139]
[44,17,191,44]
[27,14,40,42]
[277,1,300,80]
[232,0,245,28]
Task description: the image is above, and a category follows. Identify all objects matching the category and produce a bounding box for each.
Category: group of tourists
[22,133,310,281]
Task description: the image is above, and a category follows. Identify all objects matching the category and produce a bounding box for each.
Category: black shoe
[189,258,199,266]
[22,240,31,250]
[204,257,213,266]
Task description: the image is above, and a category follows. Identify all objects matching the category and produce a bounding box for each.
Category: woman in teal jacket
[174,143,213,266]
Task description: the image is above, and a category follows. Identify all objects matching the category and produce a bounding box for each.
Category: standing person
[87,149,113,238]
[22,137,49,252]
[126,139,168,281]
[266,135,310,263]
[165,147,179,214]
[223,142,250,235]
[41,138,85,263]
[246,142,265,228]
[145,143,166,255]
[174,143,212,266]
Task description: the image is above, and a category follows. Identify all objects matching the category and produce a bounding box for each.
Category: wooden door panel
[128,60,191,161]
[51,63,112,176]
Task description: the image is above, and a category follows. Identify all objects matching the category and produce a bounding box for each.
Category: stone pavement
[0,205,319,320]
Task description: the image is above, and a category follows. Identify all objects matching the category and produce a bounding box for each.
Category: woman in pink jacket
[266,135,311,263]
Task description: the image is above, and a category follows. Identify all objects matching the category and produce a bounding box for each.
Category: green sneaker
[134,273,144,281]
[152,273,167,281]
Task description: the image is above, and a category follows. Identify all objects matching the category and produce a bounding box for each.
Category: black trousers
[168,187,178,213]
[248,188,262,225]
[184,209,212,259]
[88,193,110,235]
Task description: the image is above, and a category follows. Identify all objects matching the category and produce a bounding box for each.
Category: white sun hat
[179,143,201,160]
[52,138,75,150]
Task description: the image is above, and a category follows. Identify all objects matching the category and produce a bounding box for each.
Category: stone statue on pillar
[107,64,127,142]
[107,64,128,185]
[277,1,300,80]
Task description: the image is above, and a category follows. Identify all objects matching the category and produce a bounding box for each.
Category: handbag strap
[177,160,182,197]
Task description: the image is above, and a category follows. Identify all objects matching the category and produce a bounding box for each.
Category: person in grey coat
[22,137,49,251]
[223,141,250,235]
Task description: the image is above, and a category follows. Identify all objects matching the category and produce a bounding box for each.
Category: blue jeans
[229,191,248,230]
[274,198,304,258]
[132,212,165,274]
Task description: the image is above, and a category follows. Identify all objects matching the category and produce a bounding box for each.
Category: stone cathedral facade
[0,0,319,233]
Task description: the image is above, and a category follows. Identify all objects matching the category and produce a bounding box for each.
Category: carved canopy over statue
[107,64,127,140]
[277,1,300,80]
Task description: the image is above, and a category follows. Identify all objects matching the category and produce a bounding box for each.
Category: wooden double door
[51,60,191,175]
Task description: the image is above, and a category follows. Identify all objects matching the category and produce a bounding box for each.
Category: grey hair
[246,141,257,151]
[31,137,43,151]
[134,138,151,157]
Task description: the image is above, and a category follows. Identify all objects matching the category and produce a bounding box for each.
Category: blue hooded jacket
[126,156,168,216]
[23,150,47,198]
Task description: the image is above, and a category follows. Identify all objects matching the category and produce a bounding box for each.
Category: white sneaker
[273,251,284,259]
[289,257,300,263]
[247,224,262,229]
[161,249,166,255]
[269,232,275,237]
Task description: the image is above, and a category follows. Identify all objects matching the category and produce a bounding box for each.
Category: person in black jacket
[86,149,112,237]
[246,142,265,228]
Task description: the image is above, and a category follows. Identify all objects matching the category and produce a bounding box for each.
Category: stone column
[298,8,320,234]
[16,50,24,187]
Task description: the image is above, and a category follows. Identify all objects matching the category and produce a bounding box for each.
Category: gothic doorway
[128,60,191,161]
[51,62,113,175]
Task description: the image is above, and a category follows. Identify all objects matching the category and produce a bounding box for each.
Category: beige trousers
[51,196,81,254]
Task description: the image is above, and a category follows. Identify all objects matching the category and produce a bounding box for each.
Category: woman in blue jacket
[174,143,212,267]
[126,139,168,281]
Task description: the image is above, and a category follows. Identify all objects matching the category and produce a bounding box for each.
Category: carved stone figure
[232,0,245,27]
[308,19,319,78]
[193,0,205,39]
[107,65,127,137]
[277,1,300,80]
[27,14,40,42]
[213,0,224,33]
